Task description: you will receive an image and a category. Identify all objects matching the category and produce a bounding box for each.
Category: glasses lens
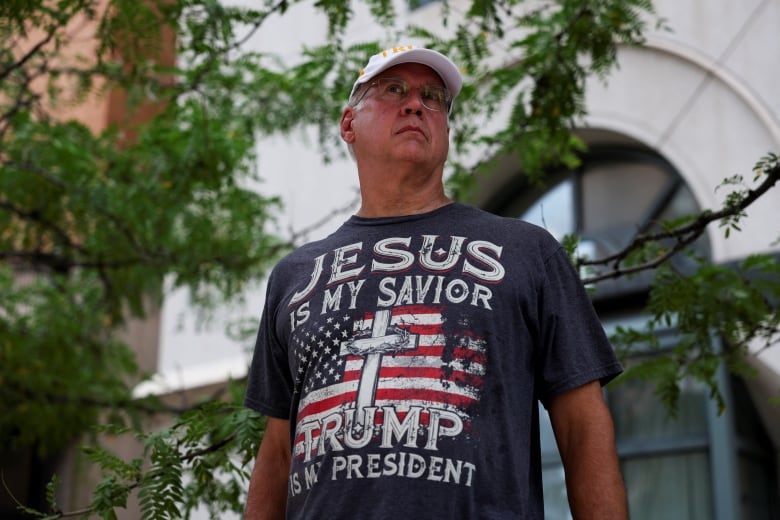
[373,78,450,112]
[420,85,449,112]
[378,79,409,100]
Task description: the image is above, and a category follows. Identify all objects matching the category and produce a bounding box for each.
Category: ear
[340,106,357,144]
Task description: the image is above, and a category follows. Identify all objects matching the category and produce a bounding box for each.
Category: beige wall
[43,0,779,516]
[6,0,176,514]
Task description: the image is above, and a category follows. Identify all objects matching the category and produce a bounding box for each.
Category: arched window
[479,143,777,519]
[486,147,710,302]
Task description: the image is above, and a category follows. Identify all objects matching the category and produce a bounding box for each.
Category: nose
[402,91,424,116]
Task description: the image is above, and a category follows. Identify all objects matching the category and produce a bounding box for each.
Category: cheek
[433,126,450,151]
[353,110,388,139]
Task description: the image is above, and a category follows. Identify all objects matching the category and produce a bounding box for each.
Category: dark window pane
[520,179,574,240]
[582,161,670,231]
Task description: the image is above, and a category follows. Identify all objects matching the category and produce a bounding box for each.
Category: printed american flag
[291,304,486,459]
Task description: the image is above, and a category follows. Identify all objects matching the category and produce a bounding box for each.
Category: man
[244,45,627,519]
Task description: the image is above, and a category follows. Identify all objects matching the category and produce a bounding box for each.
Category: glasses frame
[354,76,452,113]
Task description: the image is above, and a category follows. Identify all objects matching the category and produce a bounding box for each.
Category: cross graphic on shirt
[340,309,418,430]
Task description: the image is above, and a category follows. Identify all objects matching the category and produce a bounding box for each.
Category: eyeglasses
[356,77,452,113]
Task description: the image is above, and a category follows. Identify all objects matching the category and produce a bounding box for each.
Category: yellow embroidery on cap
[381,45,415,59]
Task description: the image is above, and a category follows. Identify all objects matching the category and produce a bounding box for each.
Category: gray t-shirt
[245,202,622,519]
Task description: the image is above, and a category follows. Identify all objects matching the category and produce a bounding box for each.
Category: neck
[356,192,452,218]
[355,162,451,218]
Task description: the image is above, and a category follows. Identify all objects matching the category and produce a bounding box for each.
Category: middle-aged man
[243,45,628,519]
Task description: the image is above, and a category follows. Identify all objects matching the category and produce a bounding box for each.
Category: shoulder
[450,203,549,231]
[270,237,337,278]
[449,203,561,254]
[264,225,353,288]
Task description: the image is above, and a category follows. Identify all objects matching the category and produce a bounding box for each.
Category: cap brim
[350,47,462,102]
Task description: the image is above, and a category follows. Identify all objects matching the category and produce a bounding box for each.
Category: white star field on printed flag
[290,305,487,459]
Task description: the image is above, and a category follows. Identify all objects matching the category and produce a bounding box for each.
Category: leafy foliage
[1,0,778,518]
[610,155,780,415]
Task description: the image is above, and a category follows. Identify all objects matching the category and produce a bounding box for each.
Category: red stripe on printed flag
[293,304,486,459]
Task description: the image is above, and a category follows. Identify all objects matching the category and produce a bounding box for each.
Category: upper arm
[548,380,614,452]
[259,416,291,460]
[253,416,291,483]
[548,381,627,519]
[245,417,291,520]
[548,380,618,473]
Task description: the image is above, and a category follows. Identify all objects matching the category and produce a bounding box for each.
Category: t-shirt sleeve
[244,275,294,419]
[536,246,623,408]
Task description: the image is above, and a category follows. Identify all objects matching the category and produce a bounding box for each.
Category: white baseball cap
[349,45,463,102]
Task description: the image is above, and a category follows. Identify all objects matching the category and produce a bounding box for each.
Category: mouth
[397,126,426,138]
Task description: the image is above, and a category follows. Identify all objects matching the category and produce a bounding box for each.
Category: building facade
[158,0,780,520]
[123,0,780,518]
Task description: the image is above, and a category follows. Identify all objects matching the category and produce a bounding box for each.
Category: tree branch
[581,162,780,284]
[0,22,59,83]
